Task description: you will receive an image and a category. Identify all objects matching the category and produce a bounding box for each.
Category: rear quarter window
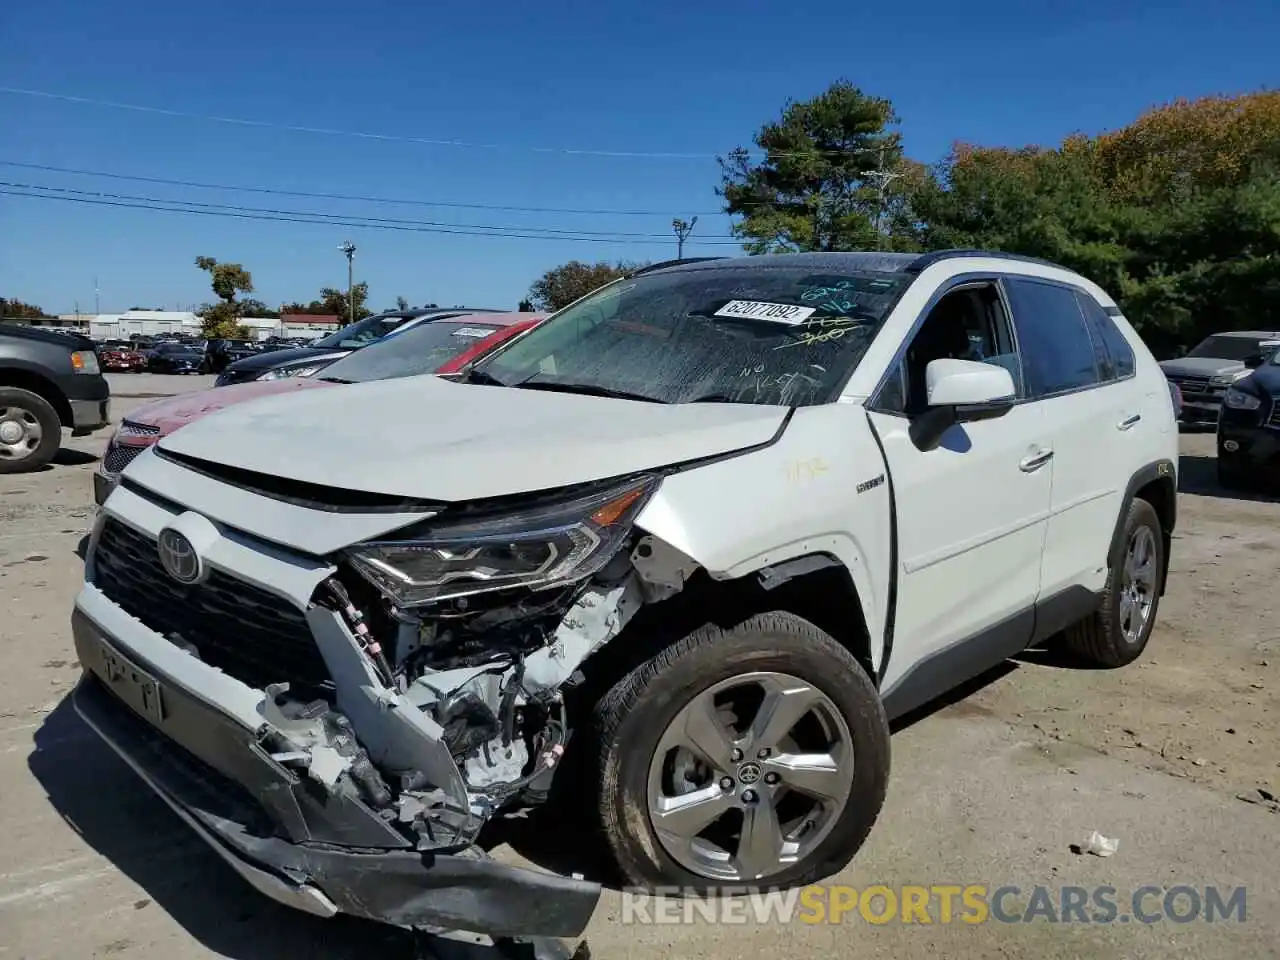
[1075,292,1136,379]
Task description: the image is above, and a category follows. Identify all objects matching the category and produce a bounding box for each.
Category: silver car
[1160,331,1280,423]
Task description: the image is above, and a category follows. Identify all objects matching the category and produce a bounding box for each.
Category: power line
[0,180,741,239]
[0,86,716,160]
[0,160,731,217]
[0,186,746,246]
[0,86,902,162]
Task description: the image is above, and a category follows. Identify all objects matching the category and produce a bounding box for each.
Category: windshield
[470,265,910,405]
[314,313,415,349]
[1187,335,1269,361]
[318,320,503,383]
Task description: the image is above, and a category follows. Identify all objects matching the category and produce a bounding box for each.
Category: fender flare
[1107,458,1177,595]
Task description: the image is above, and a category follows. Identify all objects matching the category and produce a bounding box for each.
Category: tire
[594,611,890,893]
[0,387,62,474]
[1064,498,1164,667]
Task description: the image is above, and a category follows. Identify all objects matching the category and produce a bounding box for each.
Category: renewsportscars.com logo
[620,885,1247,926]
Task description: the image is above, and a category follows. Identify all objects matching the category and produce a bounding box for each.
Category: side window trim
[1003,275,1119,402]
[1072,289,1117,383]
[867,274,1026,417]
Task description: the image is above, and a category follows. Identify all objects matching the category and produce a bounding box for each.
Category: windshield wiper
[461,368,508,386]
[508,379,666,403]
[317,376,355,384]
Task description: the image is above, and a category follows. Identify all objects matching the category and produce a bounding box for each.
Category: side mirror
[910,359,1016,450]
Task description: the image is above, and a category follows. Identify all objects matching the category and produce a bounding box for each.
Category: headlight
[346,476,657,607]
[71,351,100,375]
[1223,387,1262,410]
[1212,371,1251,385]
[258,364,324,381]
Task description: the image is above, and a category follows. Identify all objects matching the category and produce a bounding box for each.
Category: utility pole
[672,217,698,258]
[339,241,356,323]
[93,277,100,315]
[861,146,903,250]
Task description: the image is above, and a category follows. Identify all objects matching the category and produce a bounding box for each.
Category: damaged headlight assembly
[345,475,658,607]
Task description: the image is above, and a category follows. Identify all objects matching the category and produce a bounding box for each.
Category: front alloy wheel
[647,671,854,882]
[594,611,890,892]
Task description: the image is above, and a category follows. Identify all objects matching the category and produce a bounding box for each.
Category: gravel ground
[0,374,1276,959]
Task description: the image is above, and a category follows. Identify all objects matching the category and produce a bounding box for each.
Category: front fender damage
[228,534,702,937]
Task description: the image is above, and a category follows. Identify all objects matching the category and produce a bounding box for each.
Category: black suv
[1216,344,1280,489]
[0,324,111,472]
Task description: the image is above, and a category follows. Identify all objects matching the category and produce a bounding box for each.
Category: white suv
[71,251,1178,942]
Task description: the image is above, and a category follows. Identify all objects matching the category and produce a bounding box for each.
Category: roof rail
[627,257,726,278]
[906,249,1068,273]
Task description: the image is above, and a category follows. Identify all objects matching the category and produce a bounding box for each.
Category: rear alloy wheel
[1065,498,1164,667]
[0,388,61,474]
[595,612,889,892]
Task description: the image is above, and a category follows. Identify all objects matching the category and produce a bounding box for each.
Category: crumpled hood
[1160,357,1243,377]
[127,378,335,435]
[157,374,789,502]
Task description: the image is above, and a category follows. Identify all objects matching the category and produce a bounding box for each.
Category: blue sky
[1,0,1275,315]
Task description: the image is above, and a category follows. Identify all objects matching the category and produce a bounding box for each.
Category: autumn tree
[194,256,254,337]
[909,90,1280,355]
[528,261,643,312]
[719,80,922,253]
[0,298,48,320]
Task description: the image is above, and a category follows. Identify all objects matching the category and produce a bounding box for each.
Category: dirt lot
[1,374,1277,959]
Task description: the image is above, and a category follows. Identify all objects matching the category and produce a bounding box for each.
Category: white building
[90,310,199,339]
[240,316,283,341]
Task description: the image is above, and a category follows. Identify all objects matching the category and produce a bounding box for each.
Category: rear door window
[1003,278,1101,397]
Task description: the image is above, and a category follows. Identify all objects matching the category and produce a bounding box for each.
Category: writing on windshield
[475,266,909,406]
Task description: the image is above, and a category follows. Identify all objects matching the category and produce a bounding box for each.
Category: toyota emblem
[157,528,203,585]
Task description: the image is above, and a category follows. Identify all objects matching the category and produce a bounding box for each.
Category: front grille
[1169,375,1212,395]
[119,420,161,438]
[91,518,330,690]
[103,442,148,476]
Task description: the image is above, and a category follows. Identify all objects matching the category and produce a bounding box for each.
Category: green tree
[395,295,409,311]
[517,298,535,312]
[238,299,279,319]
[279,300,333,316]
[719,80,919,253]
[194,256,254,337]
[319,283,372,322]
[528,261,643,312]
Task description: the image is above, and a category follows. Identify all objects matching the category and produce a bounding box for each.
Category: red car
[93,312,544,504]
[96,341,148,373]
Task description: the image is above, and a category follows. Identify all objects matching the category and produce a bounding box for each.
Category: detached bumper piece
[72,667,601,939]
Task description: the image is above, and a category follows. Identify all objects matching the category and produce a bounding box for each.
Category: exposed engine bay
[257,529,698,853]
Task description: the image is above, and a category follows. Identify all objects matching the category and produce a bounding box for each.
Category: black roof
[634,249,1074,277]
[367,307,509,321]
[904,248,1070,273]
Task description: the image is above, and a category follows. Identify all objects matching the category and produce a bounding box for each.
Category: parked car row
[73,251,1185,942]
[212,306,507,385]
[93,311,544,502]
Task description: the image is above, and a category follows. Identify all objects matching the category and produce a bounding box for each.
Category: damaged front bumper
[71,606,601,938]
